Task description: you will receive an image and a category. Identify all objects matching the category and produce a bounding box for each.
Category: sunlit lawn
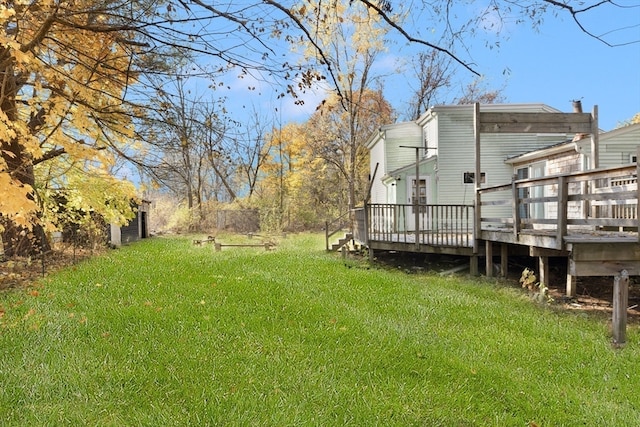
[0,233,638,426]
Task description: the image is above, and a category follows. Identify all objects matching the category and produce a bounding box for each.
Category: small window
[631,154,637,164]
[463,172,486,184]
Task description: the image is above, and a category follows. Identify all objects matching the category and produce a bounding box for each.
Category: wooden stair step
[331,233,354,251]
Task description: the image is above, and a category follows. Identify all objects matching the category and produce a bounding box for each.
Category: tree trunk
[0,59,51,257]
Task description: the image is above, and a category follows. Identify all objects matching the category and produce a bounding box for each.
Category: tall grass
[0,234,638,426]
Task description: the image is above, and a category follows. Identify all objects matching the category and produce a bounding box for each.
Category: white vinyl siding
[384,123,423,172]
[367,122,423,204]
[425,104,570,218]
[368,136,387,204]
[587,123,639,168]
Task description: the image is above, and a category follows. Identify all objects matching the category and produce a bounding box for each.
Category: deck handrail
[324,211,352,251]
[480,164,638,194]
[366,203,475,248]
[477,163,638,248]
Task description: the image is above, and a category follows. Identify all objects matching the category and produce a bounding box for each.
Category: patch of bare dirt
[546,277,640,323]
[0,244,104,290]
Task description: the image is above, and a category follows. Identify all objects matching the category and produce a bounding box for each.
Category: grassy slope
[0,234,638,426]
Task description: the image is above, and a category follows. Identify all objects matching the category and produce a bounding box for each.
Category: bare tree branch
[357,0,481,76]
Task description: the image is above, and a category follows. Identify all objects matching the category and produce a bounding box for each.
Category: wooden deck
[355,163,638,343]
[356,163,639,277]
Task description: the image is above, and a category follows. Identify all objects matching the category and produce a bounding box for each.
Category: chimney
[572,100,588,142]
[572,100,583,113]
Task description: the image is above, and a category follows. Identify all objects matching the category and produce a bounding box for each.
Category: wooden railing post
[325,220,329,251]
[363,203,369,246]
[512,174,520,238]
[613,270,629,346]
[557,175,568,250]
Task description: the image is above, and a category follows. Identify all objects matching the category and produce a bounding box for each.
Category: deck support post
[500,244,508,278]
[538,256,549,287]
[470,255,478,276]
[368,247,374,263]
[414,147,420,250]
[636,146,639,243]
[566,258,577,297]
[485,240,493,277]
[612,270,629,346]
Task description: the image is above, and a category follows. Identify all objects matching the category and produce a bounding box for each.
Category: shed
[109,200,150,246]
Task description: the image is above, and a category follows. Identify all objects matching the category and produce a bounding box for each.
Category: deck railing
[477,164,639,243]
[324,211,352,251]
[356,164,637,252]
[364,203,475,247]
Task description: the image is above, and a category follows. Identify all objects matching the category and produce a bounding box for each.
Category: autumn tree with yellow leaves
[256,120,340,231]
[255,89,393,231]
[291,0,395,210]
[0,1,144,255]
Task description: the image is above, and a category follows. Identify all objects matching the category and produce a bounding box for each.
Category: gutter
[505,142,582,165]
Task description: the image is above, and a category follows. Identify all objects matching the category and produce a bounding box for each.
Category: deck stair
[331,233,354,252]
[325,211,354,252]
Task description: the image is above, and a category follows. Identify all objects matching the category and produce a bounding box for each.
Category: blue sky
[467,1,640,131]
[219,2,640,132]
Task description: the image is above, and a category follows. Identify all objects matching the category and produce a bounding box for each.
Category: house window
[463,172,486,184]
[530,162,545,220]
[411,178,427,213]
[630,154,637,163]
[515,167,529,219]
[514,163,545,220]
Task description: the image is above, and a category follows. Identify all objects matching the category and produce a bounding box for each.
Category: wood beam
[571,242,640,262]
[612,270,629,346]
[538,256,549,287]
[566,258,577,297]
[569,260,640,277]
[485,240,493,277]
[590,106,599,169]
[474,103,481,254]
[470,255,479,276]
[501,244,508,278]
[478,112,593,134]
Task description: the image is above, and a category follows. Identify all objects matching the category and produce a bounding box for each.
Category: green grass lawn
[1,233,638,426]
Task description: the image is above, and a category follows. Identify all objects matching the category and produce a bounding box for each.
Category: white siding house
[505,122,639,174]
[367,104,574,219]
[366,121,422,204]
[599,122,640,167]
[415,104,568,207]
[365,104,639,233]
